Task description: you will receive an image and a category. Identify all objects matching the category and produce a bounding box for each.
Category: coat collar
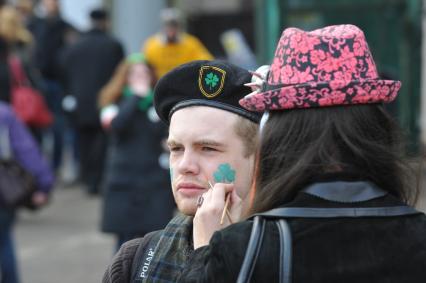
[303,181,387,203]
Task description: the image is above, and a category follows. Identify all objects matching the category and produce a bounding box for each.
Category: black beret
[154,60,261,124]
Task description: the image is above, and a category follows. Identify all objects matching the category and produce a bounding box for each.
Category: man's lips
[177,182,206,196]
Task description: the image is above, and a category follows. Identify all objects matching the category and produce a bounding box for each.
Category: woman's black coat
[101,95,175,235]
[178,183,426,283]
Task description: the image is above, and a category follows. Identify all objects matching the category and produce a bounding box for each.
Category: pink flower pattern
[239,25,401,112]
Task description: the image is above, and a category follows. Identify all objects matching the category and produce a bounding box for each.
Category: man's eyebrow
[194,140,225,147]
[167,139,226,148]
[167,140,180,147]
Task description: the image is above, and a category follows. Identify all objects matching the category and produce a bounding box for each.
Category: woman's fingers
[193,183,236,249]
[209,183,234,208]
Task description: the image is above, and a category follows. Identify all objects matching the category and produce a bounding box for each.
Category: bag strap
[237,216,266,283]
[253,205,421,219]
[131,231,162,282]
[276,220,292,283]
[237,217,293,283]
[8,56,29,87]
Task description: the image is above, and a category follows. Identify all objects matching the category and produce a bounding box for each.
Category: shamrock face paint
[213,163,236,183]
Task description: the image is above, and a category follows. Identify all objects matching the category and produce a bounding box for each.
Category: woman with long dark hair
[177,25,426,282]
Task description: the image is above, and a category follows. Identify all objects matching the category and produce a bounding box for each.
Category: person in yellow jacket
[142,8,213,78]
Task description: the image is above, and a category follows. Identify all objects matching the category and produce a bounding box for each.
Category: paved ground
[14,184,114,283]
[12,177,426,283]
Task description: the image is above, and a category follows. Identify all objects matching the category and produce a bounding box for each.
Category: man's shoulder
[143,34,163,49]
[181,33,203,44]
[126,230,163,251]
[102,231,164,283]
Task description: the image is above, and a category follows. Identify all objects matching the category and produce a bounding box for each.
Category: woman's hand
[100,104,119,130]
[193,183,243,249]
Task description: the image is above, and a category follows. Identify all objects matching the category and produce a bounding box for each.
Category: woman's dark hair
[250,104,418,214]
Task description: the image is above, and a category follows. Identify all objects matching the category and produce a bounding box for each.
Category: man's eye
[202,147,217,152]
[170,146,183,152]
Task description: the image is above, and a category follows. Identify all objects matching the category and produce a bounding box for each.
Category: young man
[102,60,261,283]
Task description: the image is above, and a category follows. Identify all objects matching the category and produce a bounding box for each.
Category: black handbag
[0,126,36,208]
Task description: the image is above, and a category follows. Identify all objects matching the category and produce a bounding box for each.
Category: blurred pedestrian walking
[61,8,124,195]
[27,0,78,173]
[142,7,213,79]
[0,2,10,104]
[0,101,54,283]
[99,53,174,250]
[0,3,52,143]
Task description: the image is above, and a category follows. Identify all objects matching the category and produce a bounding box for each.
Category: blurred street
[14,183,114,283]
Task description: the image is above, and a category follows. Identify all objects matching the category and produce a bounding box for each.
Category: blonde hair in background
[98,61,131,108]
[0,5,32,45]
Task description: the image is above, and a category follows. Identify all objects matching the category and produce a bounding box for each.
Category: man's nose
[177,150,199,175]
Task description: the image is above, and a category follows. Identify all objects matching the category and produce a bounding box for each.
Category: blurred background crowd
[0,0,424,282]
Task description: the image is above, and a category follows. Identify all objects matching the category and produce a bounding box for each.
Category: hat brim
[239,79,401,112]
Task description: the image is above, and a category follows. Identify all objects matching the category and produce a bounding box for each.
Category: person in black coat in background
[61,8,124,194]
[27,0,78,172]
[98,53,175,250]
[177,25,426,283]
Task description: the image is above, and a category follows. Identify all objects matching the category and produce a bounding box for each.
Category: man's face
[163,24,179,43]
[168,106,256,216]
[42,0,59,16]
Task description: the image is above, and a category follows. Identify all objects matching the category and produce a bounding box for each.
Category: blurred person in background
[0,4,33,63]
[0,102,54,283]
[142,7,213,79]
[0,3,49,143]
[27,0,78,174]
[0,1,10,104]
[14,0,35,27]
[0,2,32,104]
[98,53,174,251]
[61,8,124,195]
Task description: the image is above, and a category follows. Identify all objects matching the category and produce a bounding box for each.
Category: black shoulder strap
[254,205,420,219]
[131,231,162,282]
[277,220,292,283]
[236,216,266,283]
[237,217,293,283]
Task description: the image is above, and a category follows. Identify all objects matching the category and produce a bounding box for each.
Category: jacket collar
[303,181,387,203]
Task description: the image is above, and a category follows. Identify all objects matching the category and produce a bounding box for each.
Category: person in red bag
[0,4,52,142]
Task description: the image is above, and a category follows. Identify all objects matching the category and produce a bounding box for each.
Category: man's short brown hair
[234,115,259,157]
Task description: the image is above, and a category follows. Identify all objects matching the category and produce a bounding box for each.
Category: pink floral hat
[239,24,401,112]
